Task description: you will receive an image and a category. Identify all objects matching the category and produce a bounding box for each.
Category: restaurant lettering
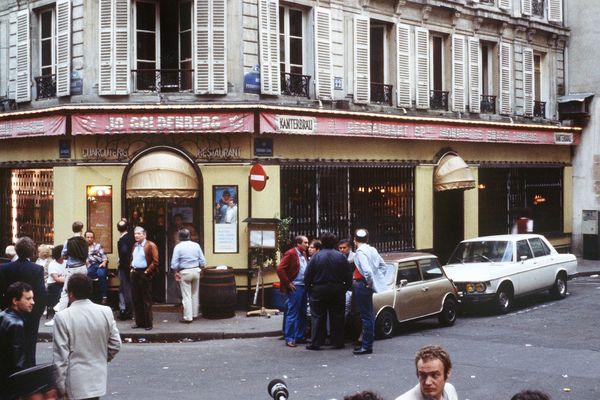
[82,148,129,158]
[277,116,315,133]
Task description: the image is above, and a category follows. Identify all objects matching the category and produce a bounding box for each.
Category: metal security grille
[478,166,563,235]
[9,169,54,245]
[281,164,415,252]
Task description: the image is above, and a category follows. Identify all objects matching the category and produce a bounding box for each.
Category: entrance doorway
[433,190,463,264]
[124,149,202,303]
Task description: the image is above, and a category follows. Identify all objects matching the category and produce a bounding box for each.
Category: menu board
[87,186,113,253]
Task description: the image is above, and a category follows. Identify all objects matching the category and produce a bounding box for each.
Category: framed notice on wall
[213,185,239,253]
[87,185,113,253]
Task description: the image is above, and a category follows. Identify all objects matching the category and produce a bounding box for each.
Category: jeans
[353,281,374,350]
[87,263,108,298]
[284,285,307,344]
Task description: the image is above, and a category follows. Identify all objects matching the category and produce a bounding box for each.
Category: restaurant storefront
[0,105,578,305]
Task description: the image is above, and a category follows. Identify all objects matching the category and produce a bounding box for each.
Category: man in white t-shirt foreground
[396,345,458,400]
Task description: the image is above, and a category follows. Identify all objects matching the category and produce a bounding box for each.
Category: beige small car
[373,252,459,339]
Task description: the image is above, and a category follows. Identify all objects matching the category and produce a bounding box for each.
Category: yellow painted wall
[564,166,573,233]
[464,168,479,240]
[415,166,434,250]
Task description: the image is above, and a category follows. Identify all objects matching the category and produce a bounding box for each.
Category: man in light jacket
[53,274,121,400]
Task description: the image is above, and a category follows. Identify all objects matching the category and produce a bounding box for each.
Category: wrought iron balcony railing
[34,74,57,100]
[280,72,311,98]
[430,90,449,111]
[534,100,546,118]
[480,95,497,114]
[132,69,194,93]
[532,0,544,17]
[480,0,495,5]
[370,83,393,106]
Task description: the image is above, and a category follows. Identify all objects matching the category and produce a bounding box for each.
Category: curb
[576,271,600,277]
[39,330,282,343]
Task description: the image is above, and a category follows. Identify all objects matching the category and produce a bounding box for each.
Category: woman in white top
[46,244,67,319]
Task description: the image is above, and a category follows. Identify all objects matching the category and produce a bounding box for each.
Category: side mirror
[520,255,528,262]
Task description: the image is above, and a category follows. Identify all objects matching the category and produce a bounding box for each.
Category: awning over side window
[434,154,476,192]
[126,151,199,198]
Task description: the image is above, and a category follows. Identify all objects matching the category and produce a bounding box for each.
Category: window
[528,238,550,257]
[430,34,448,110]
[420,258,443,281]
[480,42,497,113]
[369,24,392,105]
[40,9,55,77]
[533,53,546,118]
[397,262,421,284]
[534,55,542,101]
[532,0,545,17]
[134,0,157,89]
[279,6,308,97]
[517,240,533,260]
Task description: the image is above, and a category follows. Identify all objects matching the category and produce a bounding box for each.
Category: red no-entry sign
[249,163,268,191]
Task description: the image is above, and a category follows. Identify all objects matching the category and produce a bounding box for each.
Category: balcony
[534,101,546,118]
[430,90,449,111]
[280,72,311,98]
[480,0,495,4]
[132,69,194,93]
[532,0,544,17]
[370,83,393,106]
[480,95,497,114]
[34,75,56,100]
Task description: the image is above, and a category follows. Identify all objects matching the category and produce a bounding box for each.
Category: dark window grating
[281,164,415,252]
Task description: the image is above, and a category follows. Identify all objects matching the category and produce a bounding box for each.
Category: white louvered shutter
[522,47,534,116]
[499,0,511,10]
[98,0,130,95]
[396,23,412,107]
[258,0,279,95]
[415,27,429,109]
[353,16,369,104]
[548,0,563,23]
[499,42,512,115]
[194,0,227,94]
[56,0,71,97]
[468,37,481,113]
[314,7,333,100]
[452,34,466,112]
[521,0,532,16]
[15,9,30,103]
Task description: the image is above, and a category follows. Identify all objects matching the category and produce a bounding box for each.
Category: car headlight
[465,282,487,294]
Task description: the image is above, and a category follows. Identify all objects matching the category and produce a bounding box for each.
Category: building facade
[0,0,576,305]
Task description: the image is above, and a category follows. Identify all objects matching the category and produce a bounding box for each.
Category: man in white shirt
[395,345,458,400]
[171,228,206,323]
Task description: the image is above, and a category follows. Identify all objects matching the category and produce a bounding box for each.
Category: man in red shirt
[276,235,309,347]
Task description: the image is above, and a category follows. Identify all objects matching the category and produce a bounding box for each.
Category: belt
[131,267,147,272]
[66,263,85,269]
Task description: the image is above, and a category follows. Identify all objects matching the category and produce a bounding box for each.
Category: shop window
[478,167,563,236]
[87,186,113,253]
[7,169,54,245]
[281,164,415,252]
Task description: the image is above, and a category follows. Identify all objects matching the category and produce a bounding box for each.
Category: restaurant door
[124,149,203,303]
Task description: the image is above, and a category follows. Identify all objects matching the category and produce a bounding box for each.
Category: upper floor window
[532,0,545,17]
[279,6,304,76]
[40,9,56,77]
[480,42,498,114]
[429,33,449,111]
[370,23,392,105]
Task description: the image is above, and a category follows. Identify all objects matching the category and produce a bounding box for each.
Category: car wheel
[550,274,567,300]
[438,298,457,327]
[495,286,513,314]
[375,309,396,339]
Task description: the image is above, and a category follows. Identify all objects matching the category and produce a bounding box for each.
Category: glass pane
[528,238,548,257]
[41,11,53,39]
[137,2,156,31]
[279,7,284,34]
[420,258,443,281]
[179,1,191,31]
[290,66,303,75]
[137,32,156,61]
[290,38,302,65]
[396,262,421,284]
[180,31,191,60]
[41,41,53,69]
[289,9,302,37]
[279,35,285,62]
[41,66,53,77]
[517,240,533,260]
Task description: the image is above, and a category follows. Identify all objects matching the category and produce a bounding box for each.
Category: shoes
[179,319,193,323]
[306,345,321,351]
[285,342,297,348]
[296,338,308,344]
[118,313,132,321]
[145,326,153,331]
[131,325,144,329]
[44,319,54,327]
[353,348,373,355]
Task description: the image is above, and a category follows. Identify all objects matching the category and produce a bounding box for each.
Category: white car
[444,234,577,313]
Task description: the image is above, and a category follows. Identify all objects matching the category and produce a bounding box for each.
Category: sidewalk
[38,305,284,343]
[37,258,600,343]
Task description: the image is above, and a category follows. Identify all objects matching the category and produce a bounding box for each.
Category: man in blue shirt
[170,229,206,323]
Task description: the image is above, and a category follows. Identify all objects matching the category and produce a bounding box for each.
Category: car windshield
[448,241,514,264]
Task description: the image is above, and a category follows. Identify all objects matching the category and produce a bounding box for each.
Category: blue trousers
[353,281,374,350]
[87,263,108,298]
[284,285,307,344]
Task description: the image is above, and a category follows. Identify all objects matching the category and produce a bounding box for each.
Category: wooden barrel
[200,266,237,319]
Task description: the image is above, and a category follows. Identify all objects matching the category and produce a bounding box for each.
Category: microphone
[267,379,289,400]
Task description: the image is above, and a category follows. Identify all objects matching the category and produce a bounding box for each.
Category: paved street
[37,275,600,400]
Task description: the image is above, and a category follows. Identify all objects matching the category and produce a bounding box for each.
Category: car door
[515,239,536,294]
[394,261,424,322]
[527,237,555,288]
[418,257,449,315]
